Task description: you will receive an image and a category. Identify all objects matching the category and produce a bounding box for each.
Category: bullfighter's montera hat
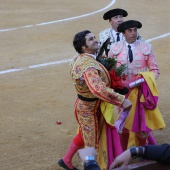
[103,8,128,20]
[117,20,142,32]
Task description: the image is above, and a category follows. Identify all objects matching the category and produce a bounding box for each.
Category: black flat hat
[103,8,128,20]
[117,20,142,32]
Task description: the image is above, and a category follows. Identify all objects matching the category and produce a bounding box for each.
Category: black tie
[128,45,133,63]
[116,33,120,42]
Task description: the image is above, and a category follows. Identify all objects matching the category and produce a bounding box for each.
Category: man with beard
[58,30,132,170]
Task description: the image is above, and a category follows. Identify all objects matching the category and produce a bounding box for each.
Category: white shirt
[85,53,96,60]
[125,41,136,62]
[111,29,123,42]
[125,41,136,51]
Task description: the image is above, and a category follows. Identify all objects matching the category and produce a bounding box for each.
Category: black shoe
[58,159,78,170]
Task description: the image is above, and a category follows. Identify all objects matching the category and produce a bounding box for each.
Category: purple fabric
[147,132,157,145]
[132,79,158,133]
[114,110,130,133]
[106,125,122,169]
[140,81,158,109]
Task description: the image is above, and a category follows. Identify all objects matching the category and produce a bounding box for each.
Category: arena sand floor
[0,0,170,169]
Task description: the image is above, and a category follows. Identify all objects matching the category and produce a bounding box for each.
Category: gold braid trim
[71,54,102,80]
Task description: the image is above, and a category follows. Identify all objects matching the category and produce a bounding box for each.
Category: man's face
[109,15,124,31]
[123,27,138,44]
[82,33,99,54]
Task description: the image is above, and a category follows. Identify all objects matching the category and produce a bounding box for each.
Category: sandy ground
[0,0,170,170]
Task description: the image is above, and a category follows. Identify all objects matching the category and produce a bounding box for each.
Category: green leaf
[97,57,126,77]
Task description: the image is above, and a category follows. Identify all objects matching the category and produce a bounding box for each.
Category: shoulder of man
[99,28,112,43]
[109,41,124,56]
[137,40,152,55]
[70,54,102,79]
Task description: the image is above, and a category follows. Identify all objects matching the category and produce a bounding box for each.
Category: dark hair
[73,30,91,53]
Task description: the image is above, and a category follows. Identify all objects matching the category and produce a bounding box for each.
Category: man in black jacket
[78,144,170,170]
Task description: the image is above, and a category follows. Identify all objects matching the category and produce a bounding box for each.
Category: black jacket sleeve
[144,143,170,165]
[84,161,101,170]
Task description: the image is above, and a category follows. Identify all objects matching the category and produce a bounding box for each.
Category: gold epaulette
[70,54,102,79]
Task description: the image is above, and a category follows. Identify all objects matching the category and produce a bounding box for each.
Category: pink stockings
[62,132,84,169]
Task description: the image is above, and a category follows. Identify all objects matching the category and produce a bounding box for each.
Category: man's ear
[109,19,112,24]
[82,45,86,51]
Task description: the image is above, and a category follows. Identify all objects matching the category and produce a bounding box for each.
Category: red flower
[109,70,123,89]
[122,74,127,81]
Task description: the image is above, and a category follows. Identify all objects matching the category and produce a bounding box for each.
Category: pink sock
[62,141,80,169]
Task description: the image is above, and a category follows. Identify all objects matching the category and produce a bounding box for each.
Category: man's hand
[77,147,97,163]
[121,99,132,110]
[109,149,132,169]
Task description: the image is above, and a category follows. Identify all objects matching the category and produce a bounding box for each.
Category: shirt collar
[112,29,120,36]
[85,53,97,60]
[111,29,122,41]
[126,41,136,49]
[112,29,117,35]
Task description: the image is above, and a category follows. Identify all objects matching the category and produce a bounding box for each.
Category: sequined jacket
[99,28,142,58]
[108,40,160,88]
[99,28,124,47]
[70,53,125,107]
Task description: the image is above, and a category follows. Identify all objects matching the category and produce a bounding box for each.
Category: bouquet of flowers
[97,57,129,95]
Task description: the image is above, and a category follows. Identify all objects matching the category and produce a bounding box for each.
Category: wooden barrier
[113,160,170,170]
